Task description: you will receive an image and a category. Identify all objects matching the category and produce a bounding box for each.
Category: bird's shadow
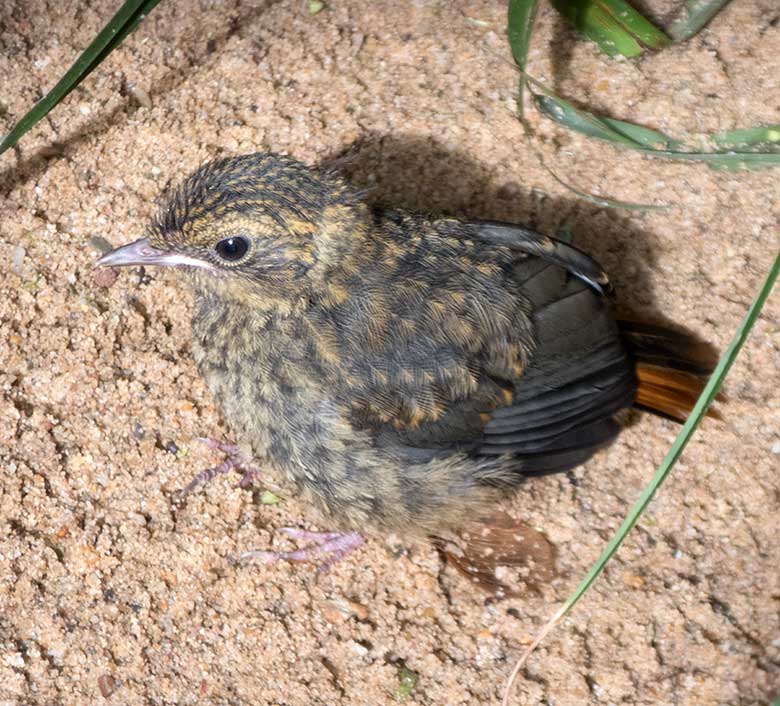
[324,132,662,318]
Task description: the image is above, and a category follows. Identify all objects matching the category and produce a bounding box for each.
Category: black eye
[215,236,249,261]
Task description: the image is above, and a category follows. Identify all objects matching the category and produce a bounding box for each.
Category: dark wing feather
[470,222,635,473]
[473,220,612,294]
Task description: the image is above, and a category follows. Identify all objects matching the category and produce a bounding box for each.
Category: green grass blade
[667,0,733,42]
[551,0,641,57]
[557,252,779,616]
[701,154,780,171]
[545,167,672,211]
[595,0,669,47]
[533,92,677,149]
[709,124,780,170]
[550,0,670,57]
[504,251,780,705]
[82,0,163,83]
[532,87,780,170]
[0,0,162,157]
[712,125,780,151]
[507,0,539,123]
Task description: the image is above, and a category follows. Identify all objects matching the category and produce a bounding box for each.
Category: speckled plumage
[101,152,712,543]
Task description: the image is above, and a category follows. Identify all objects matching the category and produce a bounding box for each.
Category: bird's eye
[215,236,249,262]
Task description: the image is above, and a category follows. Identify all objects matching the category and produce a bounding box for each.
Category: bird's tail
[618,320,719,422]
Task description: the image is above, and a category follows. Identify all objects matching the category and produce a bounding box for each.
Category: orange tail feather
[635,363,721,421]
[619,320,720,422]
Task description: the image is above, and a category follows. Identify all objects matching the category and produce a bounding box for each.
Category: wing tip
[473,221,611,296]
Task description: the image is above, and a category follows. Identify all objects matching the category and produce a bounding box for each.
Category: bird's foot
[181,437,261,496]
[242,528,364,575]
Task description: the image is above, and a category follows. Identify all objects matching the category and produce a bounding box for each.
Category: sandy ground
[1,1,779,704]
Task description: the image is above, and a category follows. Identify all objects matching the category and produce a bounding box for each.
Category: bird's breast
[190,295,348,476]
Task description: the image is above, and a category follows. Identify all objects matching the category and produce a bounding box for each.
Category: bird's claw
[241,529,364,576]
[180,437,261,497]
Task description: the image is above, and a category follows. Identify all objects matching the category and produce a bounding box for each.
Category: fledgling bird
[97,153,715,582]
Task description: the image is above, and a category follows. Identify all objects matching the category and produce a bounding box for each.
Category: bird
[96,152,715,587]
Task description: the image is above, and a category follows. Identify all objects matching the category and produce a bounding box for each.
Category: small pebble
[93,267,118,288]
[320,596,369,624]
[771,440,780,454]
[164,440,179,455]
[103,588,116,602]
[133,422,146,440]
[39,143,65,158]
[348,640,368,657]
[5,653,25,669]
[127,83,153,109]
[98,674,117,698]
[12,245,25,274]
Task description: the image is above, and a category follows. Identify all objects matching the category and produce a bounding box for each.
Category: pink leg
[181,438,261,496]
[242,528,364,575]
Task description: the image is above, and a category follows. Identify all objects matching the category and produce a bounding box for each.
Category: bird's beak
[95,237,211,270]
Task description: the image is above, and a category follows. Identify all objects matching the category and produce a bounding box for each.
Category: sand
[1,1,778,704]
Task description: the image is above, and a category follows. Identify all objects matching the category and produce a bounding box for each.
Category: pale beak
[95,237,211,270]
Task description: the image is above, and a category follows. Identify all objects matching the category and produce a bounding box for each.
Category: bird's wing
[331,219,636,475]
[471,220,612,294]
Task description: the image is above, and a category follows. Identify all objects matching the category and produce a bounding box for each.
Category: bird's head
[96,153,367,308]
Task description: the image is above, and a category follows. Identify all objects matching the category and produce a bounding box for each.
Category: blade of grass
[550,0,670,57]
[503,251,780,706]
[533,93,679,149]
[0,0,162,157]
[712,125,780,152]
[545,166,672,211]
[504,16,780,170]
[507,0,539,124]
[706,124,780,171]
[667,0,733,42]
[593,0,670,48]
[551,0,640,57]
[531,85,780,170]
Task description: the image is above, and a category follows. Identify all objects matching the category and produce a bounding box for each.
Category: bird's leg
[242,528,364,575]
[181,437,261,496]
